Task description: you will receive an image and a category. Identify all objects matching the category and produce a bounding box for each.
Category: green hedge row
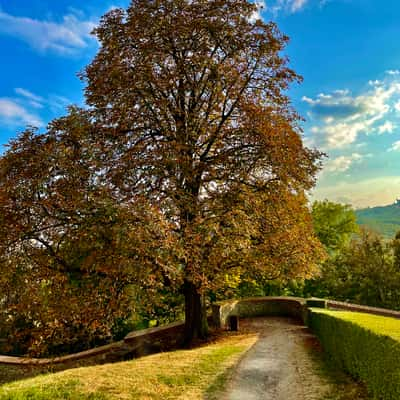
[309,309,400,400]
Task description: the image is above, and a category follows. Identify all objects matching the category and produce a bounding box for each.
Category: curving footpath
[224,317,333,400]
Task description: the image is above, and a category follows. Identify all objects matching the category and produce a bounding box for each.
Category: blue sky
[0,0,400,208]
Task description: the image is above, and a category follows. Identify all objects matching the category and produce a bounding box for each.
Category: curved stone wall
[212,296,307,329]
[0,321,185,366]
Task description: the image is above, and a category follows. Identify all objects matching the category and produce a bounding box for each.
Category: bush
[309,309,400,399]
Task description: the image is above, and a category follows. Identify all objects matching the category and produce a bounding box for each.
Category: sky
[0,0,399,208]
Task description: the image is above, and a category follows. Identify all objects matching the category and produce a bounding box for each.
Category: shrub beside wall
[309,309,400,400]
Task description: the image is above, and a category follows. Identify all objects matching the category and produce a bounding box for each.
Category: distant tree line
[238,200,400,311]
[307,200,400,310]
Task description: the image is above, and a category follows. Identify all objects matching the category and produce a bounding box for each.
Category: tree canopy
[0,0,324,350]
[81,0,324,340]
[312,200,358,255]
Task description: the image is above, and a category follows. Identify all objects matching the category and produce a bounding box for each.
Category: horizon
[0,0,399,208]
[354,198,400,210]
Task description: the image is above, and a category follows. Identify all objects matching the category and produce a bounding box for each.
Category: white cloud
[250,0,266,22]
[48,95,71,113]
[290,0,308,12]
[14,88,44,103]
[267,0,311,14]
[0,87,72,129]
[0,9,96,55]
[389,141,400,152]
[386,70,400,76]
[266,0,329,14]
[378,121,395,134]
[368,79,383,87]
[323,153,363,174]
[16,87,71,112]
[394,101,400,112]
[0,98,43,127]
[304,79,400,149]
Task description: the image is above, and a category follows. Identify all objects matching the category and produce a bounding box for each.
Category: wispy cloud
[304,78,400,149]
[386,70,400,76]
[0,88,72,129]
[290,0,308,12]
[323,153,364,174]
[14,88,44,103]
[14,88,45,109]
[378,121,395,134]
[389,141,400,152]
[0,98,43,127]
[267,0,309,14]
[14,88,71,113]
[266,0,327,14]
[47,95,71,113]
[0,8,96,55]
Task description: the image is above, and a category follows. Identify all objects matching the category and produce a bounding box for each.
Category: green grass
[0,380,106,400]
[311,309,400,340]
[0,333,256,400]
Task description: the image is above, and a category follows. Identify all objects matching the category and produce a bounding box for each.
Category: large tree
[80,0,323,341]
[0,111,178,355]
[0,0,324,349]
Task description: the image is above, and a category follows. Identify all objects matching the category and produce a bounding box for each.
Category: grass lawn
[0,332,257,400]
[311,309,400,340]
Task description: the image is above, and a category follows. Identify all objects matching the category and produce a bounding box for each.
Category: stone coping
[124,321,184,341]
[214,296,306,306]
[0,341,123,366]
[326,300,400,319]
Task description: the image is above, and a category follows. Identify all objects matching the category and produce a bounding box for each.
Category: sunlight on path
[223,317,333,400]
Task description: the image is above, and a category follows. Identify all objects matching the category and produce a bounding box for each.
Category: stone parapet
[326,300,400,319]
[0,341,124,366]
[212,296,307,329]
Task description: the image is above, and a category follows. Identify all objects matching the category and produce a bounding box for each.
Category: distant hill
[355,200,400,239]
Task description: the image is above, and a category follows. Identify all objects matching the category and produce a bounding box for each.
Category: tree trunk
[183,280,208,344]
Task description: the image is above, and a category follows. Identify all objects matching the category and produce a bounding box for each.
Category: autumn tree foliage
[0,111,179,355]
[80,0,324,341]
[0,0,324,350]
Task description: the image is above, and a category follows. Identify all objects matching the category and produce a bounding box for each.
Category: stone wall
[0,341,124,366]
[212,296,307,329]
[123,321,185,357]
[0,321,185,366]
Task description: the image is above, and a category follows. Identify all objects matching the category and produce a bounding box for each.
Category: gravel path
[224,317,333,400]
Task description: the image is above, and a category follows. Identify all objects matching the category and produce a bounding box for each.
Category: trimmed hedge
[309,309,400,400]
